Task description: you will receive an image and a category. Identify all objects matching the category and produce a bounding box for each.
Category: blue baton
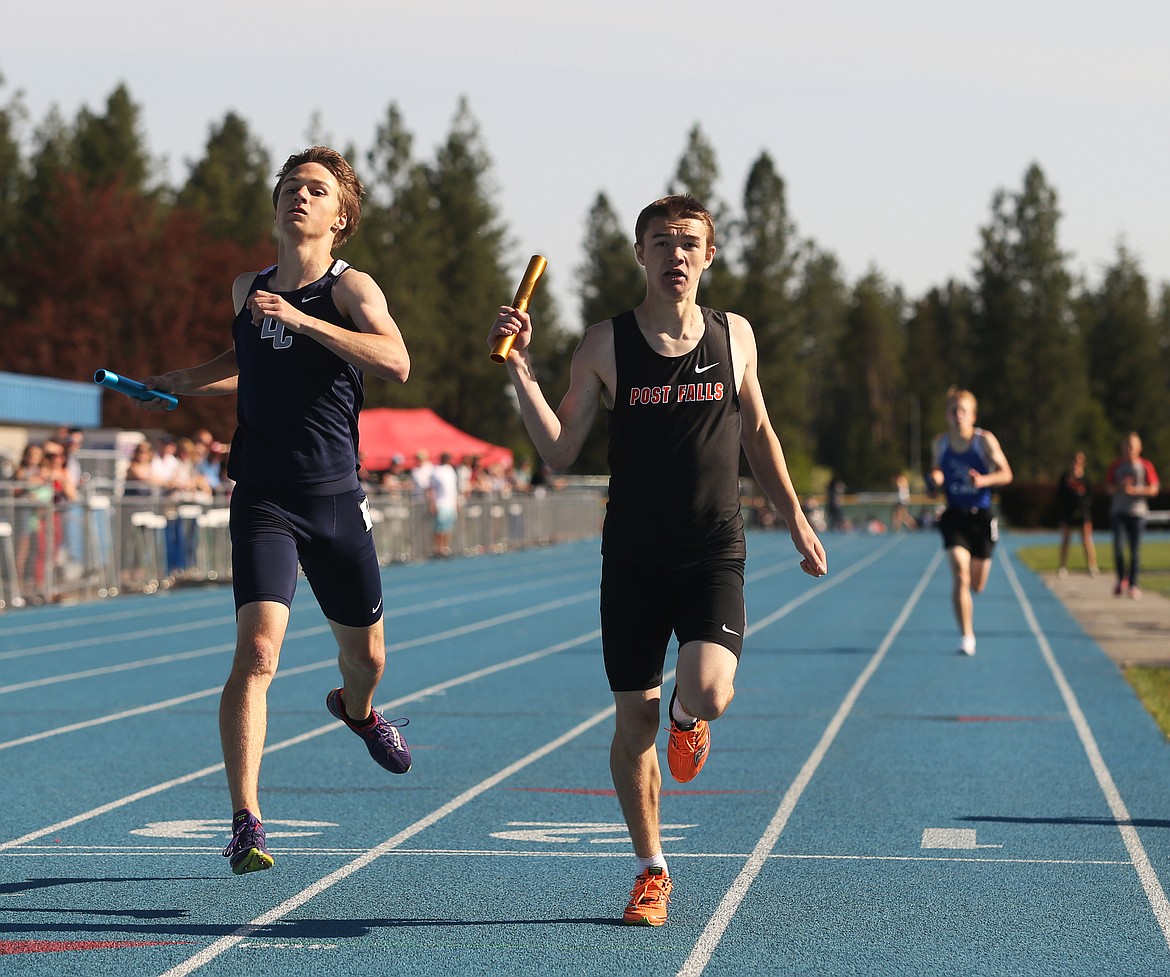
[93,369,179,410]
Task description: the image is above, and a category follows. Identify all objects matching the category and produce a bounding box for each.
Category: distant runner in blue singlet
[928,387,1014,657]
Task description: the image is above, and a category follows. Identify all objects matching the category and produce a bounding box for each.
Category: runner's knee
[681,684,734,722]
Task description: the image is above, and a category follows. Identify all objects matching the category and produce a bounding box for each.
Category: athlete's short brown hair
[272,146,364,248]
[634,194,716,250]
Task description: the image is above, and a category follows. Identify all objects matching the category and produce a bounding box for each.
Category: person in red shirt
[1105,432,1161,598]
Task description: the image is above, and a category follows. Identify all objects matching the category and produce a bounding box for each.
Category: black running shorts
[600,556,746,693]
[939,506,997,560]
[229,482,384,627]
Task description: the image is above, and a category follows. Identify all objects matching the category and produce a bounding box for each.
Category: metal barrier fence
[0,482,604,610]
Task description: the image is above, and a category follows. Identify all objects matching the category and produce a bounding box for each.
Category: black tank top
[228,259,363,494]
[602,308,745,564]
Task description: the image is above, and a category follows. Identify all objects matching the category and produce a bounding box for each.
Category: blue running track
[2,530,1169,976]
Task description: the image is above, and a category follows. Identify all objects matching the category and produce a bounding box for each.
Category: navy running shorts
[600,556,746,693]
[939,505,997,560]
[229,482,384,627]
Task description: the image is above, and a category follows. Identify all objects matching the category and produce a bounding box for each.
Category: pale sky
[4,0,1167,323]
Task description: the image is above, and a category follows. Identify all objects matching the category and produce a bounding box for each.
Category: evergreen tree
[668,124,739,311]
[1157,283,1170,404]
[1061,278,1114,467]
[23,107,74,227]
[406,98,546,450]
[177,112,274,245]
[303,110,334,151]
[73,83,154,192]
[0,76,28,309]
[554,191,644,473]
[668,124,728,224]
[737,152,808,466]
[364,103,415,205]
[353,102,443,380]
[793,243,850,489]
[903,280,977,473]
[830,271,906,488]
[578,192,643,327]
[1086,245,1170,463]
[972,163,1084,479]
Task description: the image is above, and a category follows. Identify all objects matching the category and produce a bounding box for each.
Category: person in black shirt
[488,194,826,926]
[1056,450,1098,578]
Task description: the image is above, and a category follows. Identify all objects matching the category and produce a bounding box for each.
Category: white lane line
[0,591,595,747]
[1001,552,1170,949]
[0,537,874,739]
[0,629,599,851]
[0,546,592,647]
[0,593,231,642]
[2,846,1132,867]
[154,698,620,977]
[0,589,594,696]
[0,643,238,695]
[0,619,232,667]
[0,685,225,751]
[678,546,943,977]
[0,567,598,666]
[745,536,902,635]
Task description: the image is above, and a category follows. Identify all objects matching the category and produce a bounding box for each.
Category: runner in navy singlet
[488,194,826,926]
[928,387,1013,657]
[139,147,413,875]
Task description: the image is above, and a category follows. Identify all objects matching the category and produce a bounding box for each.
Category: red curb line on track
[0,940,193,955]
[505,787,765,795]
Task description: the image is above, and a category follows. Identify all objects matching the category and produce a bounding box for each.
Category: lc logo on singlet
[629,382,725,406]
[260,316,293,349]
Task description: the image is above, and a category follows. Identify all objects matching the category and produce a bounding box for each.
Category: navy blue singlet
[228,259,363,494]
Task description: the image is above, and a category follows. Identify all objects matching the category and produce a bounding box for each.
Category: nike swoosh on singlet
[301,294,321,303]
[721,624,740,636]
[695,362,720,374]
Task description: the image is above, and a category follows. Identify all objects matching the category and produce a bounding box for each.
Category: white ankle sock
[671,696,697,729]
[636,853,668,875]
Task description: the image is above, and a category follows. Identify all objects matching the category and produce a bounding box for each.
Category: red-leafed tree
[7,173,272,436]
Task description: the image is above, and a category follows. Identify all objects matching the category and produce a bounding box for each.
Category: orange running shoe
[623,867,672,926]
[666,688,710,783]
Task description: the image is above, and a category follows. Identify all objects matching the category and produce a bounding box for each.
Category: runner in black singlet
[139,147,412,876]
[488,194,826,926]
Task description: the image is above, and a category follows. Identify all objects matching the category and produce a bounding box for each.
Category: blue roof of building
[0,371,102,427]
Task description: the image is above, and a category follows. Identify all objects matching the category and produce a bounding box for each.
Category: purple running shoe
[222,810,274,875]
[326,688,412,774]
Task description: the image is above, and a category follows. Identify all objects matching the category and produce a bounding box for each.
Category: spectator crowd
[0,425,564,599]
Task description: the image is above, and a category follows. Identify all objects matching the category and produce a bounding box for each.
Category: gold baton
[490,254,548,363]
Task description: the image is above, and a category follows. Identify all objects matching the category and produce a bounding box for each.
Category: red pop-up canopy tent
[357,408,513,472]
